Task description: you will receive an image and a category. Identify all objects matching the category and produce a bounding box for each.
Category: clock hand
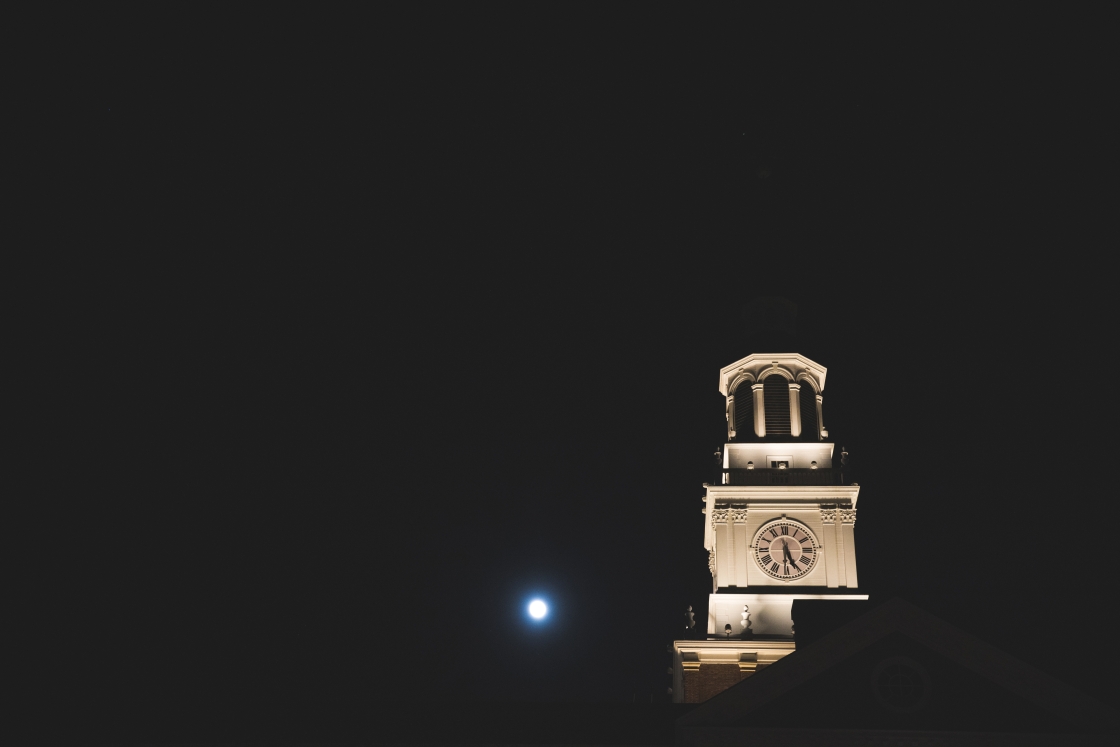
[782,541,794,564]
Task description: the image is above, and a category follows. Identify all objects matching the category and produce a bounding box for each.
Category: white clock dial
[753,520,818,580]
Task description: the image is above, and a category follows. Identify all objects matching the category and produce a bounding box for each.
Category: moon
[528,599,548,619]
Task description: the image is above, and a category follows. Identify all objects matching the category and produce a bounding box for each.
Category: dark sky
[14,5,1116,732]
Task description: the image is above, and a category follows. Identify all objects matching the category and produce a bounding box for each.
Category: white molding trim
[728,371,756,394]
[757,365,795,382]
[795,372,821,394]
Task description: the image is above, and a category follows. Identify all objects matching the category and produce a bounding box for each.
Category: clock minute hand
[781,540,793,564]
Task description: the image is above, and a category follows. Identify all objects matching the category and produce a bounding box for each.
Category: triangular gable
[678,597,1116,734]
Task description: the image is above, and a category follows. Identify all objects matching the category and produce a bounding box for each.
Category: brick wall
[682,663,746,703]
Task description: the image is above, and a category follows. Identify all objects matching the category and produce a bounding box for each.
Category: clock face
[753,520,818,580]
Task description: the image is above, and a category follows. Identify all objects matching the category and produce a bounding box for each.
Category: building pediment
[677,598,1116,743]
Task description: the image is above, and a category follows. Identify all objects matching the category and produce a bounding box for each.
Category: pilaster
[730,509,749,585]
[840,509,858,588]
[820,507,840,588]
[712,509,731,587]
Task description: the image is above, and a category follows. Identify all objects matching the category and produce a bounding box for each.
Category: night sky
[14,6,1115,735]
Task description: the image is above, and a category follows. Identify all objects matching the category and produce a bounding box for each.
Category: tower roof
[718,353,827,397]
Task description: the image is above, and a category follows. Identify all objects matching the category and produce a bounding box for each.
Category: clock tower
[671,353,867,703]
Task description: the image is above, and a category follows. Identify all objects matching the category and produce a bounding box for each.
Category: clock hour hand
[781,541,794,564]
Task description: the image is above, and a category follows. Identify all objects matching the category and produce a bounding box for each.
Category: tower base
[670,591,869,703]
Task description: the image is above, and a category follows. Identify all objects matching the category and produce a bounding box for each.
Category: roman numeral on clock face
[761,555,772,565]
[771,562,780,573]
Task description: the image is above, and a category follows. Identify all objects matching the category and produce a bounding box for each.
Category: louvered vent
[763,375,791,436]
[799,381,819,440]
[733,382,754,438]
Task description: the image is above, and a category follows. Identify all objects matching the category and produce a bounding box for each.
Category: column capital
[787,382,801,391]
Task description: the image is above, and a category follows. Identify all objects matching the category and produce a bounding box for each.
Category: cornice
[718,353,827,396]
[707,592,869,601]
[705,485,860,508]
[672,639,797,653]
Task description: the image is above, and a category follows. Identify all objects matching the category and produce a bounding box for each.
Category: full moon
[528,599,548,619]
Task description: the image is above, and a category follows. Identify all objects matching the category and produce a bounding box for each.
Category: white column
[752,383,766,437]
[820,508,839,588]
[726,394,736,439]
[841,510,858,588]
[816,394,826,438]
[788,382,801,437]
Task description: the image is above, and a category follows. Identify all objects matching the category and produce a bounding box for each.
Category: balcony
[719,468,844,486]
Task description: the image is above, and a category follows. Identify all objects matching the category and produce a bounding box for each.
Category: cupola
[719,353,828,442]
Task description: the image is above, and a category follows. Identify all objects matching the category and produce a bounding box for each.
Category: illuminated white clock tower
[671,353,867,703]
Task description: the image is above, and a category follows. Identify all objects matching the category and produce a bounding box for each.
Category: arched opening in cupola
[733,380,754,438]
[763,374,791,436]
